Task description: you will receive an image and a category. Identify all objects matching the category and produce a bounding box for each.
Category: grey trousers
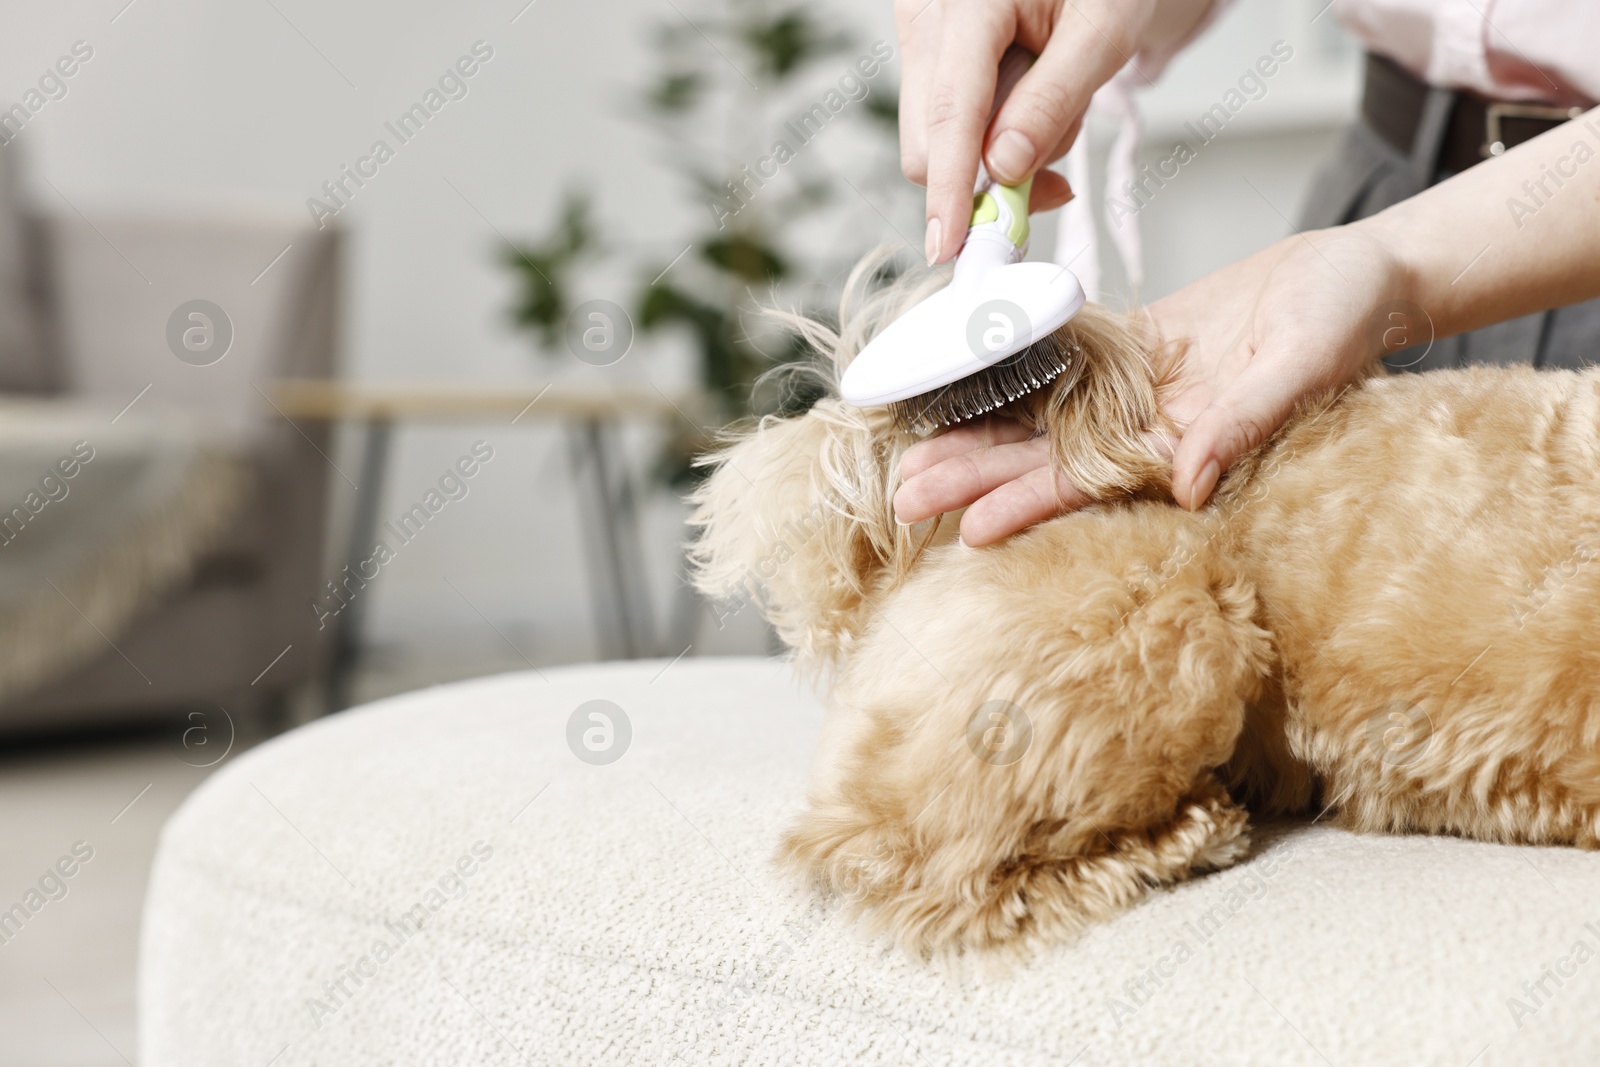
[1298,102,1600,372]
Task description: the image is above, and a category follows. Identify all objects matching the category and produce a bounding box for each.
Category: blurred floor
[0,735,209,1067]
[0,641,571,1067]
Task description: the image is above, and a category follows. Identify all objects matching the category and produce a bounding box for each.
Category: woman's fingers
[893,0,940,184]
[899,418,1035,481]
[922,3,1013,263]
[894,431,1053,523]
[909,0,1160,264]
[1040,119,1083,170]
[982,15,1121,185]
[958,460,1090,546]
[1027,168,1074,212]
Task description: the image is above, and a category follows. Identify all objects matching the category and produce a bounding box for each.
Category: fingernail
[894,513,911,527]
[924,217,942,265]
[1188,458,1221,510]
[987,129,1037,184]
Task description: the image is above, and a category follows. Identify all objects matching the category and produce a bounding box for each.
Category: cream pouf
[140,657,1600,1065]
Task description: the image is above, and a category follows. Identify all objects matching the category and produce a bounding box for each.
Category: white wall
[4,0,1359,668]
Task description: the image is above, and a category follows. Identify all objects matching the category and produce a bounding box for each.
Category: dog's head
[687,393,919,667]
[688,252,1176,668]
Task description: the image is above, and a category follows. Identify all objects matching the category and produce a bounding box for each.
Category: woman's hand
[893,104,1600,545]
[892,226,1410,543]
[897,0,1213,265]
[894,419,1092,544]
[1156,226,1408,508]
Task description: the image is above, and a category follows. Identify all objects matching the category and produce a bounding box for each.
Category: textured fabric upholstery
[141,658,1600,1066]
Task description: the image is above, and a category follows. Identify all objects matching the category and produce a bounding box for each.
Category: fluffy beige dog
[689,258,1600,954]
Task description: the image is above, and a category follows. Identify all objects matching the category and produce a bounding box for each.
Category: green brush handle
[969,177,1032,250]
[958,42,1035,274]
[965,43,1037,255]
[953,174,1032,289]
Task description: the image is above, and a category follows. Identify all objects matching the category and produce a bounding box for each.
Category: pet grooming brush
[840,50,1086,434]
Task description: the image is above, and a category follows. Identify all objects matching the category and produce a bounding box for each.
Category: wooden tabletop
[267,379,709,424]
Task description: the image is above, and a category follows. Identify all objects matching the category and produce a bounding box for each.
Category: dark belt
[1361,51,1586,176]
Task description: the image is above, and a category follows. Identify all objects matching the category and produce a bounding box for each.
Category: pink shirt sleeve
[1130,0,1240,85]
[1338,0,1600,106]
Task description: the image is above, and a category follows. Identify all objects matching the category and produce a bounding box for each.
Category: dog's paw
[778,776,1249,955]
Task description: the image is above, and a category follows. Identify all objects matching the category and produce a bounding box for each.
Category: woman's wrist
[1349,105,1600,344]
[1344,209,1433,359]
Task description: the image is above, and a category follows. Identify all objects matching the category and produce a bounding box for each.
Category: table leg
[324,417,393,711]
[568,418,653,659]
[604,421,656,656]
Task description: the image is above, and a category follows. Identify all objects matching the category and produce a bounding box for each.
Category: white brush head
[840,261,1085,407]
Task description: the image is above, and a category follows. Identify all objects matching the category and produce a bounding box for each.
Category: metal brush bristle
[889,334,1079,434]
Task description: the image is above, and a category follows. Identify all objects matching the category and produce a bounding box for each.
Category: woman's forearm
[1362,106,1600,340]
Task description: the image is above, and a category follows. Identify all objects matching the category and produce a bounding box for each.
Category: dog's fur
[689,256,1600,954]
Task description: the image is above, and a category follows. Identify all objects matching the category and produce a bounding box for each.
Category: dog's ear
[688,399,923,668]
[687,250,948,667]
[1010,303,1178,501]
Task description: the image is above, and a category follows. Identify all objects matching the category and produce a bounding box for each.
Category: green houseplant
[505,0,904,484]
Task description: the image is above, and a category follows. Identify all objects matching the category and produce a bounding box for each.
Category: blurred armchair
[0,165,345,735]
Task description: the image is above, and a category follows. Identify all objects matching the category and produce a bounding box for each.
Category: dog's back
[1218,365,1600,843]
